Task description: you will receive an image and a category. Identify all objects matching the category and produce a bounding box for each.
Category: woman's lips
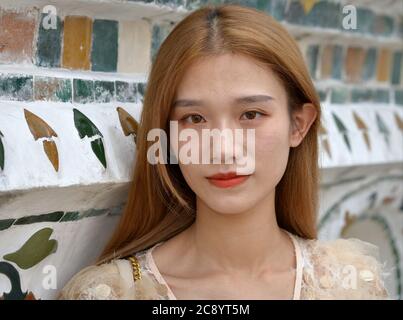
[206,172,250,188]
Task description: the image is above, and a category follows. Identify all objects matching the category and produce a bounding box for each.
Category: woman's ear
[289,103,317,147]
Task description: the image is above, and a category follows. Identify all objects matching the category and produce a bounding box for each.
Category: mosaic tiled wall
[0,0,402,300]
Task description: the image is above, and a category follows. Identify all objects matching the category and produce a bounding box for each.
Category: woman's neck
[184,191,294,275]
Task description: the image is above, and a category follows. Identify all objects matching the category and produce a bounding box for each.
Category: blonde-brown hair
[98,4,321,264]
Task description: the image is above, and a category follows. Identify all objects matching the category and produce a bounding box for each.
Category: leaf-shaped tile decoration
[43,140,59,171]
[116,107,139,141]
[321,138,332,158]
[3,227,58,269]
[375,113,390,147]
[342,133,352,152]
[24,109,58,140]
[0,130,4,170]
[331,112,348,133]
[363,131,371,151]
[394,112,403,130]
[319,123,327,135]
[300,0,319,14]
[352,112,371,150]
[91,138,107,169]
[73,108,103,139]
[73,109,106,168]
[24,109,59,172]
[0,262,27,300]
[352,111,368,130]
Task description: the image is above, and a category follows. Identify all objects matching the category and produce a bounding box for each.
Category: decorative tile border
[0,74,144,103]
[318,175,403,229]
[0,73,400,105]
[0,204,124,232]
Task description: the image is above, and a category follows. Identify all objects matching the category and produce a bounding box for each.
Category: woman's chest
[162,270,297,300]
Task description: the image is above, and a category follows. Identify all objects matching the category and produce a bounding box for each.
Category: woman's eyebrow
[173,94,274,107]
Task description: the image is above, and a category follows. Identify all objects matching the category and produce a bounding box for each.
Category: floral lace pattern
[59,235,390,300]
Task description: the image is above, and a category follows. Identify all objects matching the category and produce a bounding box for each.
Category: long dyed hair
[98,4,321,264]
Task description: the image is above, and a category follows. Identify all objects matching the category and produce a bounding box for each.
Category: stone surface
[0,75,33,101]
[118,20,151,74]
[0,10,37,64]
[35,13,63,68]
[94,81,115,103]
[73,79,94,103]
[34,77,72,102]
[116,81,137,103]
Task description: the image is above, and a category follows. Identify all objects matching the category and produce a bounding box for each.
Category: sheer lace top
[59,233,389,300]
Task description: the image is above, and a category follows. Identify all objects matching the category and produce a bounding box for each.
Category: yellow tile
[320,45,333,79]
[345,47,365,83]
[62,16,92,70]
[376,49,392,82]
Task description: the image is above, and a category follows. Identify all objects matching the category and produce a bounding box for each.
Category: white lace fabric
[59,235,390,300]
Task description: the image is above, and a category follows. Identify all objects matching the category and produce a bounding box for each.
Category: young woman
[59,4,388,300]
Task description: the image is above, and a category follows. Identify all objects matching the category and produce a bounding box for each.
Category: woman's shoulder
[293,235,389,299]
[58,248,170,300]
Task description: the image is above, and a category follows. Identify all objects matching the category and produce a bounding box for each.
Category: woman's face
[169,53,303,214]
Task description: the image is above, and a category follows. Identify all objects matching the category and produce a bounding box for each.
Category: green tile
[35,13,63,68]
[374,89,390,103]
[79,208,108,219]
[285,0,341,29]
[137,82,147,103]
[94,81,115,103]
[73,79,94,103]
[331,45,343,80]
[116,81,137,103]
[0,75,33,101]
[391,51,402,85]
[0,219,15,231]
[91,138,107,169]
[73,108,103,139]
[3,227,57,269]
[395,90,403,105]
[307,45,319,79]
[34,77,72,102]
[331,88,349,104]
[351,89,373,102]
[73,109,106,168]
[14,212,64,225]
[109,204,125,216]
[332,112,348,133]
[151,22,174,62]
[0,130,4,171]
[317,89,327,102]
[362,48,377,80]
[375,113,390,147]
[60,211,80,222]
[0,262,26,300]
[355,8,375,34]
[372,15,395,36]
[91,20,118,72]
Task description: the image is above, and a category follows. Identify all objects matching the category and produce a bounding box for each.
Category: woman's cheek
[254,130,291,181]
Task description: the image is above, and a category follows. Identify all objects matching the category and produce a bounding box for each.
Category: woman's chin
[204,198,257,215]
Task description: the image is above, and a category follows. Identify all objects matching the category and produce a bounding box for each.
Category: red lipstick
[206,172,250,188]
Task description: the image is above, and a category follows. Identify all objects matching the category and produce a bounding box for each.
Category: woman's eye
[183,114,206,124]
[241,111,263,120]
